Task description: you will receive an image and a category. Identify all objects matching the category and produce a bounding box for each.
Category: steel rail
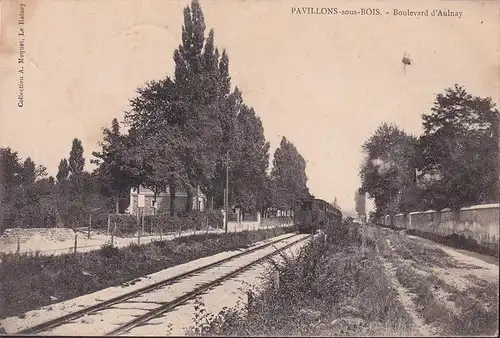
[105,234,312,336]
[16,232,300,335]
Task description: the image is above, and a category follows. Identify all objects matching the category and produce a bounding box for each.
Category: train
[293,196,343,234]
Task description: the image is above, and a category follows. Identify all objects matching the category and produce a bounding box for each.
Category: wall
[382,203,499,246]
[261,216,294,228]
[394,214,407,228]
[130,194,189,216]
[0,228,76,244]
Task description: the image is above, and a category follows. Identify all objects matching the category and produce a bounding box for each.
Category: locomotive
[294,196,343,234]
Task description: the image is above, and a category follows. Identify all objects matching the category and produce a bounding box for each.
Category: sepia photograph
[0,0,499,336]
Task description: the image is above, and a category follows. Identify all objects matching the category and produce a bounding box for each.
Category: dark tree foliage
[0,148,56,232]
[92,118,136,213]
[21,158,37,185]
[56,159,70,182]
[230,103,270,213]
[123,0,277,216]
[0,148,23,190]
[270,137,309,210]
[418,85,500,211]
[359,123,420,215]
[355,188,366,216]
[209,88,242,209]
[68,138,85,177]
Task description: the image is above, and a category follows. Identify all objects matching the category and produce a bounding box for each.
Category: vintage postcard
[0,0,498,336]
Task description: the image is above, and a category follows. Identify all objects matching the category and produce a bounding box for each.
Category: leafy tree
[21,158,37,185]
[92,118,136,213]
[0,148,23,232]
[0,148,56,231]
[68,138,85,177]
[270,137,309,210]
[0,148,23,189]
[209,87,242,209]
[359,123,419,216]
[56,159,70,182]
[230,103,270,213]
[126,78,183,215]
[418,84,499,210]
[126,0,231,213]
[21,157,47,185]
[354,188,366,216]
[141,126,188,214]
[172,0,228,209]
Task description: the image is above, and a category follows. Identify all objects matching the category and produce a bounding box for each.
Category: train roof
[295,197,342,214]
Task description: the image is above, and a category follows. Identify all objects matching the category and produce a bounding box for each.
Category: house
[127,185,207,216]
[416,167,442,188]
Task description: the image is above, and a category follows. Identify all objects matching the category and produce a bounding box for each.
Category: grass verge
[0,227,293,319]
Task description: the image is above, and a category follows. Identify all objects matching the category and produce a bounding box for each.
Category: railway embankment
[0,227,294,321]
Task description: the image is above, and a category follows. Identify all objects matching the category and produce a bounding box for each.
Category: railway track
[16,232,311,336]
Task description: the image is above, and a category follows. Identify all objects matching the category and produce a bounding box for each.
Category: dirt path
[406,234,499,282]
[376,237,439,336]
[372,226,499,336]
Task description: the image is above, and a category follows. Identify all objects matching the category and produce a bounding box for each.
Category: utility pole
[224,150,229,234]
[88,212,92,239]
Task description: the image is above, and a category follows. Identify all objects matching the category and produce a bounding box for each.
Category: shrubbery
[102,211,224,237]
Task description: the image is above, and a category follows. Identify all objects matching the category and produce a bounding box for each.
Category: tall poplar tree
[270,137,310,210]
[68,138,85,177]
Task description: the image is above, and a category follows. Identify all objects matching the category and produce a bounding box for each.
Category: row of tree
[1,0,311,231]
[359,85,499,217]
[0,140,110,231]
[92,0,311,217]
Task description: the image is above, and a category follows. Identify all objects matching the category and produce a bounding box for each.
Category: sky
[1,0,499,213]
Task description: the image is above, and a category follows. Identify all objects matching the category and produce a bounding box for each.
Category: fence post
[273,270,280,291]
[247,290,253,313]
[74,234,78,254]
[88,213,92,239]
[206,215,209,234]
[138,210,142,245]
[111,222,115,247]
[160,221,163,241]
[361,223,366,255]
[107,214,110,235]
[16,236,20,255]
[141,209,145,237]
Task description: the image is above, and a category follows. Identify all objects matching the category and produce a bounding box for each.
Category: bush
[102,211,224,237]
[324,218,361,247]
[106,214,138,236]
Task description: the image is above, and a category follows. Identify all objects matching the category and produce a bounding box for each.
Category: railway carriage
[294,196,342,234]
